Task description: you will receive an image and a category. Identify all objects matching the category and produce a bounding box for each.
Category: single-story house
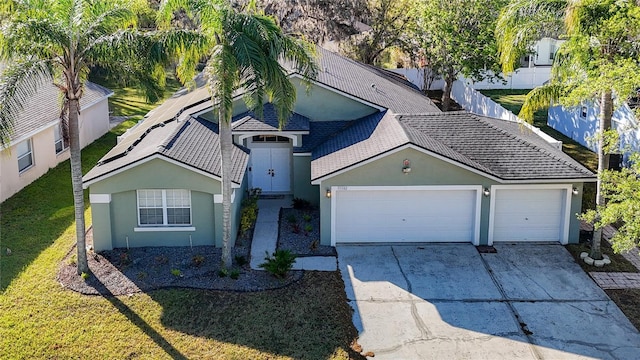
[1,81,112,203]
[548,99,639,167]
[83,47,595,251]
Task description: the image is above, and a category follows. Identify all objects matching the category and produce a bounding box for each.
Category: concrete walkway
[583,223,640,289]
[249,197,337,271]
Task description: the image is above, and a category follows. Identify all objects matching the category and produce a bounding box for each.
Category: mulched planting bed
[58,245,302,296]
[566,239,638,273]
[278,208,337,257]
[606,289,640,332]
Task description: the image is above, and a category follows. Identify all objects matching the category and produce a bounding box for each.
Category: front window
[54,124,69,154]
[17,139,34,173]
[137,189,191,226]
[252,135,289,143]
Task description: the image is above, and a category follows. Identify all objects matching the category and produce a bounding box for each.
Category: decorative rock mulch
[277,208,337,257]
[57,245,303,296]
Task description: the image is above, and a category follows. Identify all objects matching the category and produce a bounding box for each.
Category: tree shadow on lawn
[149,272,364,360]
[0,132,119,293]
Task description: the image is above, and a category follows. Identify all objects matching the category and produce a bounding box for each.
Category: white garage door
[491,188,569,243]
[333,187,479,244]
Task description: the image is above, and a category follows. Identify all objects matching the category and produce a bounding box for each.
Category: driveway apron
[338,244,640,360]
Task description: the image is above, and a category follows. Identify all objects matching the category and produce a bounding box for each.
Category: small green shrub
[67,254,77,266]
[230,269,240,279]
[136,271,148,280]
[302,213,312,222]
[240,192,260,235]
[218,268,228,277]
[234,255,248,266]
[292,198,312,210]
[304,224,313,233]
[119,252,131,266]
[192,254,205,267]
[259,250,296,278]
[286,213,297,224]
[154,255,168,265]
[170,268,182,277]
[81,272,91,281]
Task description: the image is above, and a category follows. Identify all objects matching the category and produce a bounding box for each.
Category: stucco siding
[293,155,319,205]
[318,147,583,246]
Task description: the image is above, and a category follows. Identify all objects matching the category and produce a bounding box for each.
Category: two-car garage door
[333,186,480,244]
[332,185,571,245]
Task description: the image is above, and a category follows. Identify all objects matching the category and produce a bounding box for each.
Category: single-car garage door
[333,186,480,244]
[490,186,570,244]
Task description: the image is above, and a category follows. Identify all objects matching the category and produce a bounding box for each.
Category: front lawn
[479,89,598,172]
[0,113,360,359]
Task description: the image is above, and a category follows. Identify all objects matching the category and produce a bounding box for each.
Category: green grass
[0,101,359,359]
[479,89,598,172]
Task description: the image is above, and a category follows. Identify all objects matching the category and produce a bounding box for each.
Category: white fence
[391,67,552,91]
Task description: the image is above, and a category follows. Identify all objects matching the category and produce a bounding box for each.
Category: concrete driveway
[338,244,640,360]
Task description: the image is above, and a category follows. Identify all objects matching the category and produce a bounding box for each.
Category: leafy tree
[0,0,174,275]
[496,0,640,259]
[159,0,317,269]
[412,0,507,111]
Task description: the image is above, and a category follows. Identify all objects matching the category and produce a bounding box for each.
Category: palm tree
[158,0,317,268]
[0,0,175,275]
[495,0,640,260]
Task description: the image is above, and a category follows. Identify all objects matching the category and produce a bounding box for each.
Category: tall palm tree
[158,0,317,268]
[495,0,640,260]
[0,0,175,274]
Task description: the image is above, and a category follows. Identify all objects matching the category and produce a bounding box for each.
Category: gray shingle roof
[311,111,595,181]
[83,117,249,185]
[9,81,112,143]
[310,47,440,113]
[232,103,310,132]
[294,120,352,153]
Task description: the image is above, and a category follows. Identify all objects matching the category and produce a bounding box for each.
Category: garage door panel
[492,188,567,242]
[335,188,477,243]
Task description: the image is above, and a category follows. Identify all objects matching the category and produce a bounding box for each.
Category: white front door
[250,148,291,192]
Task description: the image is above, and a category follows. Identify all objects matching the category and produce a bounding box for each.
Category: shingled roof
[83,117,249,185]
[232,103,310,132]
[311,111,595,182]
[8,81,112,144]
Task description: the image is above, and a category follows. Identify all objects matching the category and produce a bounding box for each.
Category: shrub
[234,255,248,266]
[292,198,312,210]
[291,223,301,234]
[155,255,168,265]
[81,272,91,281]
[119,252,131,266]
[170,268,182,277]
[302,213,312,222]
[218,268,228,277]
[259,250,296,278]
[240,193,259,235]
[67,254,77,267]
[304,224,313,234]
[192,254,205,267]
[230,269,240,279]
[286,213,297,224]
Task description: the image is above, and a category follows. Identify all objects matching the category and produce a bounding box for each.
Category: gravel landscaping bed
[58,244,302,296]
[278,208,336,257]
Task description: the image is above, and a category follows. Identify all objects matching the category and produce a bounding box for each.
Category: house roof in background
[311,111,595,182]
[83,117,249,185]
[8,81,112,144]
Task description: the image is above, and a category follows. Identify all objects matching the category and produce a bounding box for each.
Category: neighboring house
[519,37,564,68]
[83,47,595,252]
[0,81,113,203]
[548,99,640,167]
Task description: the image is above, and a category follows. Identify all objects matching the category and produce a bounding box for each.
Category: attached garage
[489,185,572,244]
[331,186,481,245]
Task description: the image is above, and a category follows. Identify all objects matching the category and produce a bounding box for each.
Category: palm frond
[518,84,564,122]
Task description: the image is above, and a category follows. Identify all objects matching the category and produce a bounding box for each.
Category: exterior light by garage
[402,159,411,174]
[326,188,331,198]
[572,187,579,195]
[483,187,491,197]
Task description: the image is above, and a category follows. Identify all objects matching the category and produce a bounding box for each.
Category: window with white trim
[137,189,191,226]
[17,139,34,173]
[54,124,69,154]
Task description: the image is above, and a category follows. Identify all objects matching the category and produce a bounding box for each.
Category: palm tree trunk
[590,90,613,260]
[441,72,455,111]
[219,107,234,269]
[69,98,89,274]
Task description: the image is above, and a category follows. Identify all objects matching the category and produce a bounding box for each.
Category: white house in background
[519,37,564,68]
[0,82,112,202]
[548,97,640,167]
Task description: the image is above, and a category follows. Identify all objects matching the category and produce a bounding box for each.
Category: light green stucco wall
[292,78,377,121]
[317,147,585,246]
[293,155,319,205]
[89,158,247,251]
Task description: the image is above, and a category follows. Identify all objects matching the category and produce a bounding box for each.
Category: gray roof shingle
[83,117,249,185]
[232,103,310,132]
[9,81,112,143]
[294,120,352,153]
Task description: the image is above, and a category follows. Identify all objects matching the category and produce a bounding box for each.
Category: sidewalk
[583,223,640,289]
[249,197,337,271]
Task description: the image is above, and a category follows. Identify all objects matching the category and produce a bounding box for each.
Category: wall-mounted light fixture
[572,187,579,195]
[402,159,411,174]
[326,188,331,198]
[483,188,491,197]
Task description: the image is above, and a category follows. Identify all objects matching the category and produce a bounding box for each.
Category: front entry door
[251,148,291,192]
